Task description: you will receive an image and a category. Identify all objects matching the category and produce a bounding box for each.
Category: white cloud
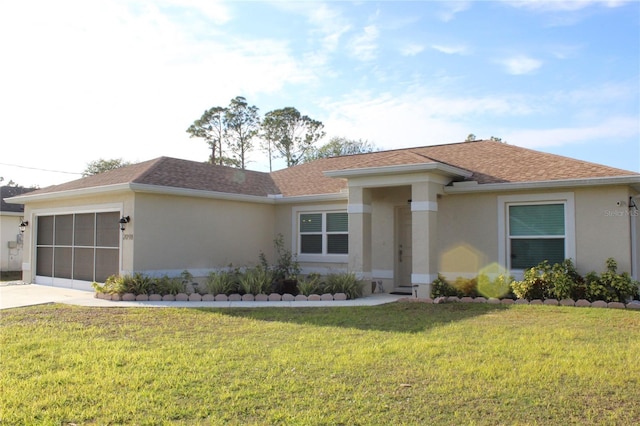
[318,89,541,150]
[504,0,629,12]
[348,25,380,61]
[500,55,543,75]
[437,1,472,22]
[162,0,231,24]
[400,43,425,56]
[505,116,639,148]
[431,44,468,55]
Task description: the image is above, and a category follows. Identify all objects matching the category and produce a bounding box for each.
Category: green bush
[92,275,126,294]
[153,275,185,295]
[586,258,639,303]
[297,273,324,296]
[325,272,363,299]
[205,270,238,295]
[430,275,461,298]
[238,266,272,295]
[477,273,512,299]
[511,261,552,300]
[512,258,637,302]
[451,277,478,297]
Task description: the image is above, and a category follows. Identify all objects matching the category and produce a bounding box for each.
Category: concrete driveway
[0,283,404,310]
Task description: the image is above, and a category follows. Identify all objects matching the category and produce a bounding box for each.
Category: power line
[0,162,82,175]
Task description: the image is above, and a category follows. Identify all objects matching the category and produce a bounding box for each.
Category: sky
[1,0,638,188]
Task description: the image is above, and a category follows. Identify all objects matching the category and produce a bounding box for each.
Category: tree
[186,106,229,166]
[261,107,325,170]
[304,137,377,162]
[465,133,477,142]
[490,136,506,143]
[83,158,131,177]
[224,96,260,170]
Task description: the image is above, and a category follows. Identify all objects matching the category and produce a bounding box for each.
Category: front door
[395,206,412,287]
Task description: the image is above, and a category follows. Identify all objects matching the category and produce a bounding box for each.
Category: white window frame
[498,193,575,278]
[292,205,349,263]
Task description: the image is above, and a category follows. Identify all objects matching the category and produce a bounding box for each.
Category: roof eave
[273,192,349,204]
[444,175,640,194]
[129,183,277,204]
[323,162,473,179]
[4,183,133,204]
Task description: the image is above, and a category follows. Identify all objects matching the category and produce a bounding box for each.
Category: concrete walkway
[0,283,405,310]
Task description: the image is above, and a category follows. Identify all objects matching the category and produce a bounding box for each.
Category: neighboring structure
[1,186,35,273]
[7,140,640,295]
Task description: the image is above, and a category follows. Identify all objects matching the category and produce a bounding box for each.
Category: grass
[1,303,639,425]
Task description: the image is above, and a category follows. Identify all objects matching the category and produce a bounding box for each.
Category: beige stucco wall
[132,193,276,277]
[574,185,633,275]
[436,186,636,280]
[437,191,498,280]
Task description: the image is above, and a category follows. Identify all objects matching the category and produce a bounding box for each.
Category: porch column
[411,181,439,298]
[348,186,373,294]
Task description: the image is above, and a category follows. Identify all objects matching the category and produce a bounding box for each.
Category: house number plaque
[122,233,134,241]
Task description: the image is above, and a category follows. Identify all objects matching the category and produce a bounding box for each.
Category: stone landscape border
[399,296,640,309]
[95,292,349,302]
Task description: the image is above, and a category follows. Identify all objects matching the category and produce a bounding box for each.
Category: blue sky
[1,0,638,187]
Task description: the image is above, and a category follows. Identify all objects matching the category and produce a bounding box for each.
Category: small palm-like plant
[297,273,324,296]
[238,266,272,295]
[325,272,363,299]
[206,270,238,295]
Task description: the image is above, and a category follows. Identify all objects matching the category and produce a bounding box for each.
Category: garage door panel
[96,248,118,282]
[74,248,95,281]
[36,247,53,277]
[54,247,72,279]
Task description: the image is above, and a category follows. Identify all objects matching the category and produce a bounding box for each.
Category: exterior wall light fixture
[119,216,130,231]
[19,220,29,233]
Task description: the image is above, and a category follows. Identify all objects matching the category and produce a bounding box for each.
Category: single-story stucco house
[7,140,640,296]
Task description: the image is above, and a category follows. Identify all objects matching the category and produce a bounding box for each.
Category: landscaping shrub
[238,266,272,295]
[451,277,478,297]
[511,261,552,300]
[92,275,126,295]
[512,258,638,302]
[585,258,640,303]
[297,273,324,296]
[325,272,363,299]
[477,273,512,299]
[205,270,238,295]
[430,275,461,298]
[152,275,185,295]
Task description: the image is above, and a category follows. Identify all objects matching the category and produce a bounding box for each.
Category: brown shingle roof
[26,157,280,197]
[19,140,638,200]
[272,140,637,196]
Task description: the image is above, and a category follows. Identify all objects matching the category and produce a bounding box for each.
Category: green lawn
[1,303,639,425]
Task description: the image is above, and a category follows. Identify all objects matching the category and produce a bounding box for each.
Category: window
[299,212,348,255]
[499,193,575,274]
[509,204,565,269]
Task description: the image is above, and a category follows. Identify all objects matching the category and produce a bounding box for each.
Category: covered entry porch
[325,163,471,297]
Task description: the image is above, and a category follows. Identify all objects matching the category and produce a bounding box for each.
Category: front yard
[1,303,639,425]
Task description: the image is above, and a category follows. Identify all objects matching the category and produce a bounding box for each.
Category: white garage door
[35,212,120,289]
